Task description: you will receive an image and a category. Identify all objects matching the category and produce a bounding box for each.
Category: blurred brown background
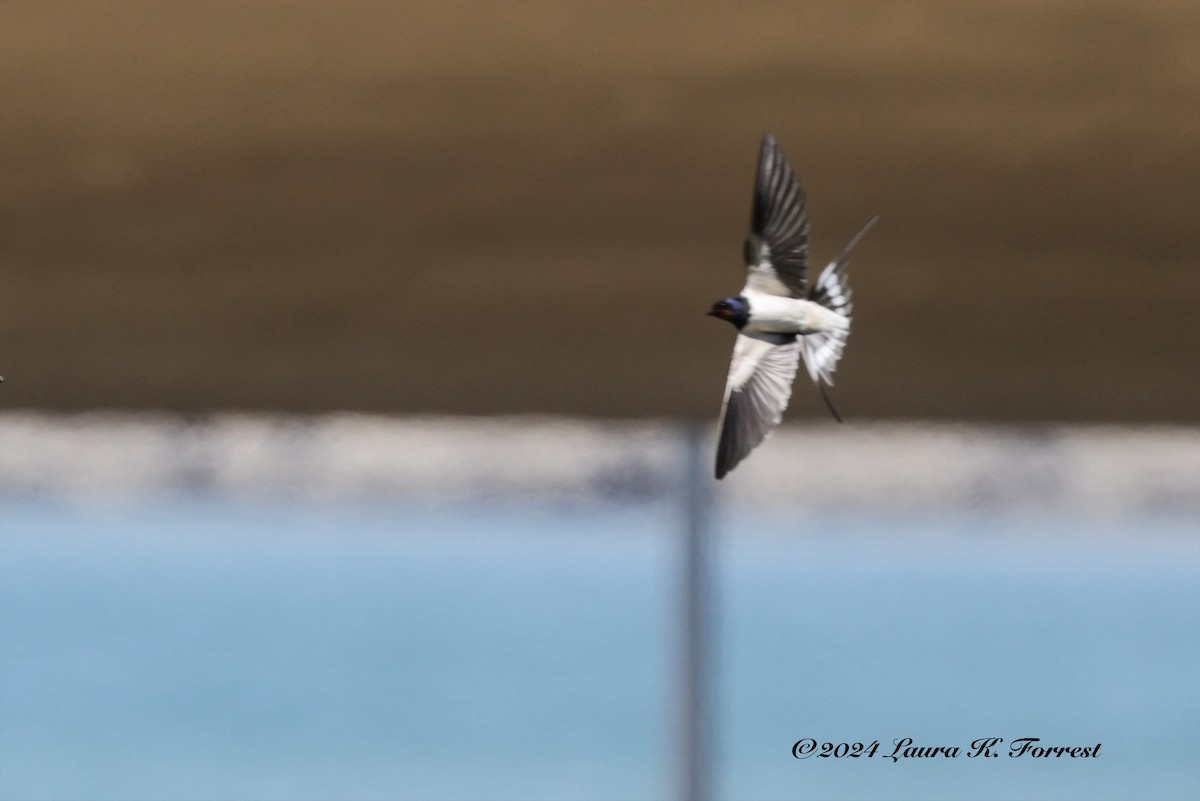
[1,1,1197,422]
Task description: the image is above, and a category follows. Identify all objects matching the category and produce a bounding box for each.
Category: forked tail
[802,215,879,420]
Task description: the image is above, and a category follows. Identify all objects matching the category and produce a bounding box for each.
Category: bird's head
[706,296,750,328]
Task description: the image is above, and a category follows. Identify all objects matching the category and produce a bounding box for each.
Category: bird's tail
[801,216,878,415]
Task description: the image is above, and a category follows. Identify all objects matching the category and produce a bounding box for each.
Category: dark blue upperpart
[706,296,750,329]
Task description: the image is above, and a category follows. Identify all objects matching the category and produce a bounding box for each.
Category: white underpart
[741,290,850,336]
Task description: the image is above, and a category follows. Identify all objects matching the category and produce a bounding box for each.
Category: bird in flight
[707,134,878,479]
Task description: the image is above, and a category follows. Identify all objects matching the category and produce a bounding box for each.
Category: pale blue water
[0,499,1197,801]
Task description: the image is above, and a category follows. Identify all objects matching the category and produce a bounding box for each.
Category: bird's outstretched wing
[742,134,810,298]
[715,332,801,479]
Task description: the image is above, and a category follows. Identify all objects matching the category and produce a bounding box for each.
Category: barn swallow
[708,134,878,479]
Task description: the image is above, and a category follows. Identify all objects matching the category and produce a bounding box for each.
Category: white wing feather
[715,333,801,478]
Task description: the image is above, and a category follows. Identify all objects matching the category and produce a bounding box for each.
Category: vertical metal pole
[680,423,714,801]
